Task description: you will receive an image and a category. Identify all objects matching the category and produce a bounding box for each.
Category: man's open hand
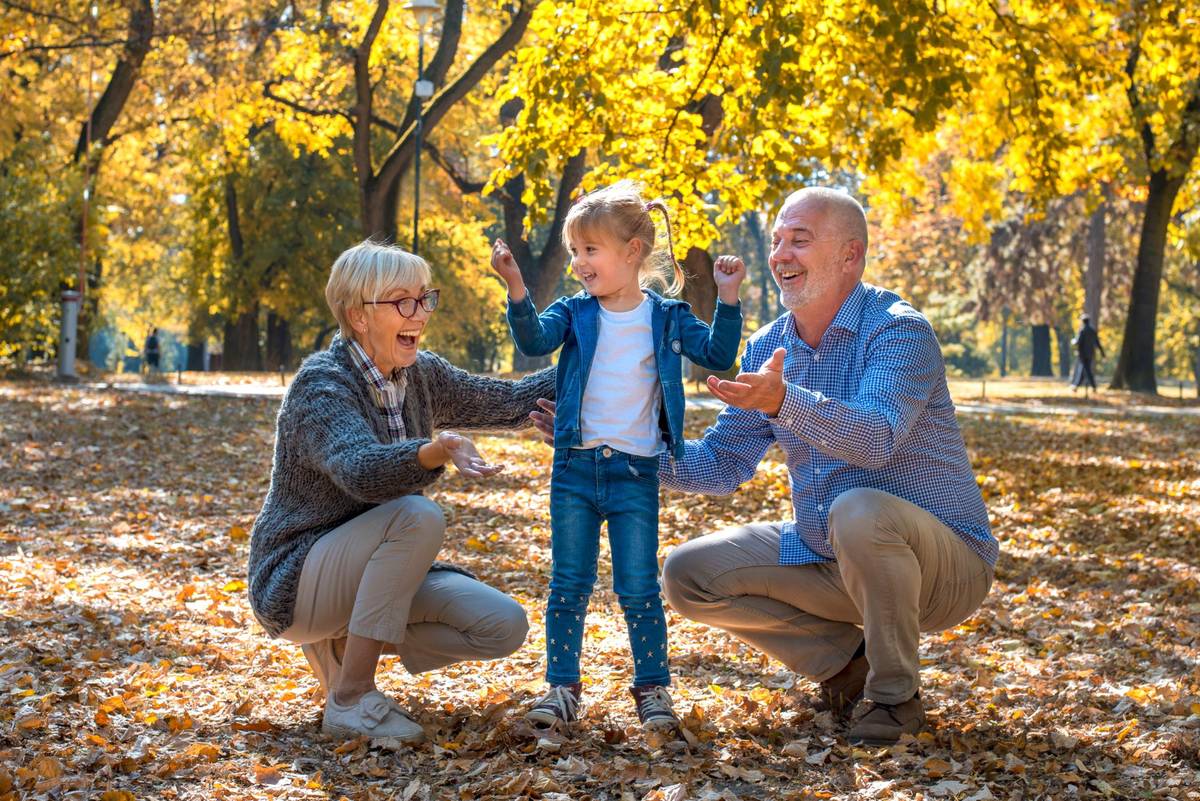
[706,347,787,416]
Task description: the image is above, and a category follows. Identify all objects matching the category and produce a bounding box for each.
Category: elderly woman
[248,240,553,741]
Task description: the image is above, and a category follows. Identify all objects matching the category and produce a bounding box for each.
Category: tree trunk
[313,324,339,353]
[1193,340,1199,399]
[1000,310,1009,377]
[1110,169,1185,392]
[186,342,206,371]
[1055,324,1072,378]
[362,177,402,244]
[265,311,292,371]
[220,172,261,370]
[464,335,492,373]
[223,307,262,371]
[500,162,550,372]
[1085,184,1109,327]
[1030,324,1053,376]
[1111,48,1200,392]
[745,211,774,325]
[682,247,721,379]
[68,0,155,362]
[185,314,210,370]
[224,173,245,262]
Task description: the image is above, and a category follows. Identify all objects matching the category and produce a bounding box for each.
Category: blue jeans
[545,446,670,687]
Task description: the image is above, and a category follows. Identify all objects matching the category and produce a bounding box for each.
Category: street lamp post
[407,0,438,254]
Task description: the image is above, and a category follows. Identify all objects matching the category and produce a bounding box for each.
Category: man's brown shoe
[847,693,925,746]
[815,654,868,720]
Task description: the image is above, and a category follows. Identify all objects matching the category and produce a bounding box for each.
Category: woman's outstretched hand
[438,431,505,478]
[528,398,555,446]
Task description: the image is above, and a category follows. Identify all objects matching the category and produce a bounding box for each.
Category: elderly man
[665,187,996,745]
[535,187,996,745]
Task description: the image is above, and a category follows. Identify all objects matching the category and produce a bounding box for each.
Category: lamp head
[406,0,439,31]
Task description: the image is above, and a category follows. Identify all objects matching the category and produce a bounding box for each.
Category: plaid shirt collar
[344,336,407,442]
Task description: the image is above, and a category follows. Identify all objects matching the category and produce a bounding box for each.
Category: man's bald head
[778,187,869,269]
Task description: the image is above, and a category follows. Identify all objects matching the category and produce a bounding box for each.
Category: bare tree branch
[73,0,155,163]
[377,0,532,191]
[353,0,390,190]
[0,0,83,29]
[1125,34,1156,162]
[424,140,485,194]
[263,81,350,121]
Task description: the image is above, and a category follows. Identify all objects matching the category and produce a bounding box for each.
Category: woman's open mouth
[397,330,421,347]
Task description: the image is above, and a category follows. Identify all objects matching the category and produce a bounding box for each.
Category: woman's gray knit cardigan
[248,336,555,637]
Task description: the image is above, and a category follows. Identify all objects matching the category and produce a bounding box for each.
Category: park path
[84,380,1200,418]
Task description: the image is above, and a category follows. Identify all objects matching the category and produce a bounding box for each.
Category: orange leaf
[253,764,285,785]
[28,757,64,779]
[184,742,220,763]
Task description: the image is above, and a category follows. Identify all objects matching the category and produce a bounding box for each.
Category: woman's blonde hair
[324,240,432,337]
[561,180,685,296]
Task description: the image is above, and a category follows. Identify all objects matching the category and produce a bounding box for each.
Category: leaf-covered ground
[2,381,1199,801]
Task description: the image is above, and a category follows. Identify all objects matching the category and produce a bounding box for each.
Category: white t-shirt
[578,297,664,457]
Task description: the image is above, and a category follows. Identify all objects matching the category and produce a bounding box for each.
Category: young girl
[489,181,745,734]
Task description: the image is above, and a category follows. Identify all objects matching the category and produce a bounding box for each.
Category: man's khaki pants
[279,495,529,675]
[662,488,993,703]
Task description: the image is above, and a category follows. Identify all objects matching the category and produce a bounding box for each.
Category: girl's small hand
[438,431,505,478]
[714,255,746,304]
[490,239,527,301]
[528,398,556,445]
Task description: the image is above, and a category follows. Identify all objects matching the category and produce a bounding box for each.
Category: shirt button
[817,503,825,512]
[813,354,820,361]
[602,447,613,458]
[671,340,682,353]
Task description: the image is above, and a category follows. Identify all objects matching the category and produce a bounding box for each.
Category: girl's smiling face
[567,230,643,308]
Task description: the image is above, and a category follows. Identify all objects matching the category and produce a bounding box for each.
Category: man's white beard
[777,262,839,312]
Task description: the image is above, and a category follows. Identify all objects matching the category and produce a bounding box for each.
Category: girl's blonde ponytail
[644,200,686,297]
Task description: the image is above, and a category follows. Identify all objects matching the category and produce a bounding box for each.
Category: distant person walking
[143,328,161,374]
[1071,314,1104,391]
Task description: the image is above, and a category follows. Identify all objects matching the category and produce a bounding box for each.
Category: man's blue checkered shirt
[660,282,997,568]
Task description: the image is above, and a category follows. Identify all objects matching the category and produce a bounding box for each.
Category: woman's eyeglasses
[364,289,440,318]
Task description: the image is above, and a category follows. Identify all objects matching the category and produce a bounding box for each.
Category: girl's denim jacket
[506,289,743,460]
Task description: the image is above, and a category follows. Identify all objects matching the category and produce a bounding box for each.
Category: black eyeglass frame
[363,288,441,318]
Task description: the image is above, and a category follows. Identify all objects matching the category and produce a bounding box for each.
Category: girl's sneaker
[525,682,582,732]
[630,684,680,733]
